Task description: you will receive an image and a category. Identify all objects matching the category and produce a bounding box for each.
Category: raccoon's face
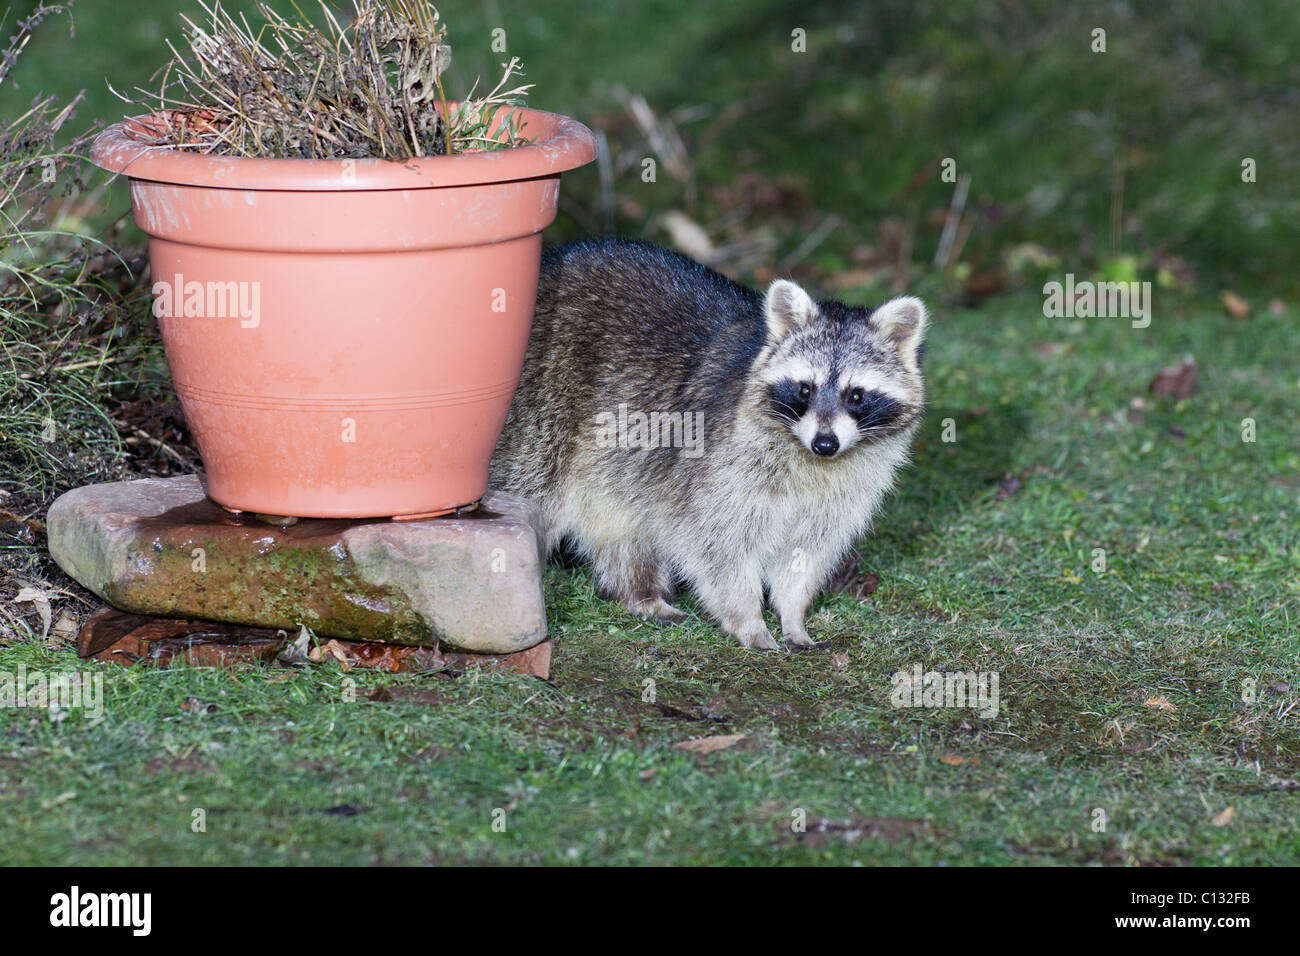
[757,280,926,460]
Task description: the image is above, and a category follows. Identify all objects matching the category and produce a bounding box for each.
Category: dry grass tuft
[113,0,533,160]
[1,2,155,514]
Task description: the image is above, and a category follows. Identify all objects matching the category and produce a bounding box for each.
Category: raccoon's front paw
[734,623,780,651]
[782,626,816,648]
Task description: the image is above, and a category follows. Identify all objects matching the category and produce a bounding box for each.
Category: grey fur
[489,238,926,649]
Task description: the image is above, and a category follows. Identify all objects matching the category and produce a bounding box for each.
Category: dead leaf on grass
[1144,695,1176,712]
[13,586,52,638]
[0,509,43,544]
[1220,290,1250,320]
[656,210,714,262]
[1148,356,1198,399]
[51,610,79,642]
[829,548,880,600]
[277,625,314,665]
[310,638,356,672]
[675,733,745,755]
[851,572,881,599]
[1211,806,1235,827]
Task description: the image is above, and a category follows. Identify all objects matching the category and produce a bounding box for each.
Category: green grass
[2,294,1296,865]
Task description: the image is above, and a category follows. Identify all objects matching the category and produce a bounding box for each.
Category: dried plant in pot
[91,0,595,518]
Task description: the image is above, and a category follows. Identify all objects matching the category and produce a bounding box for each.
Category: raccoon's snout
[811,433,839,457]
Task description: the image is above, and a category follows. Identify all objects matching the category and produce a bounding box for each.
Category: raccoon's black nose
[811,433,840,457]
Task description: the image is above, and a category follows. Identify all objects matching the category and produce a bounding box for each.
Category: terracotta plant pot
[92,108,596,518]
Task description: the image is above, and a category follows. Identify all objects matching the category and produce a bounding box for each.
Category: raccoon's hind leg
[592,542,687,625]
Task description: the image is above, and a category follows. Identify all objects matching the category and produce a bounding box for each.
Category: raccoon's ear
[870,296,928,366]
[764,279,818,341]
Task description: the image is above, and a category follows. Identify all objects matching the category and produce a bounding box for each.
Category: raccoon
[489,238,927,649]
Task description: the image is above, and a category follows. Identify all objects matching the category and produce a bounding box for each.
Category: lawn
[3,291,1296,865]
[0,0,1297,865]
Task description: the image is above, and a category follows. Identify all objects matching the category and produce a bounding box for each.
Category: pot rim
[91,104,597,191]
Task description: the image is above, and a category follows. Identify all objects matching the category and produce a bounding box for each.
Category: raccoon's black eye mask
[766,379,809,424]
[847,389,901,431]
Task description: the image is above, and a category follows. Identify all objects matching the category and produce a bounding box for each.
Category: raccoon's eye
[848,388,865,404]
[798,383,811,399]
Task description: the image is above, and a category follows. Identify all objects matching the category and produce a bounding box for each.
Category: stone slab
[49,475,548,653]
